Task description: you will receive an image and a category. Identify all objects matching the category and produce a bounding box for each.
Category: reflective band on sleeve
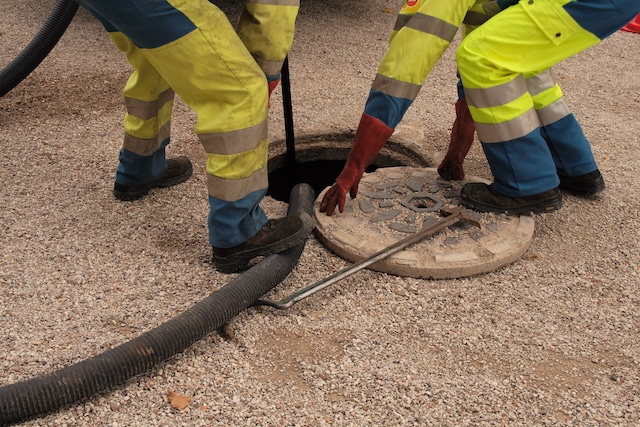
[474,108,540,143]
[464,76,528,108]
[206,167,268,202]
[535,98,571,126]
[371,73,421,101]
[124,88,174,120]
[199,120,268,156]
[393,14,411,32]
[404,13,459,41]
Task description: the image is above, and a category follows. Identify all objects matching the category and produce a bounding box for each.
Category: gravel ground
[2,1,639,426]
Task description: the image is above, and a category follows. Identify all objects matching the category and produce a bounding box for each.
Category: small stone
[389,223,417,233]
[361,191,396,199]
[359,199,375,213]
[376,182,399,190]
[406,178,424,192]
[371,209,402,223]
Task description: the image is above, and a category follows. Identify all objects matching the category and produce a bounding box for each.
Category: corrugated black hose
[0,0,79,97]
[0,183,316,426]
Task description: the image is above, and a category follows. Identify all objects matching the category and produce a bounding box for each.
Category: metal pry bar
[254,208,480,310]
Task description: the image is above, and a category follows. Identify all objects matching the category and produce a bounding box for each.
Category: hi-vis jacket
[364,0,511,129]
[75,0,299,248]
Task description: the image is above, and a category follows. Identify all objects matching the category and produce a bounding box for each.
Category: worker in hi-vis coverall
[75,0,314,273]
[456,0,640,215]
[320,0,587,216]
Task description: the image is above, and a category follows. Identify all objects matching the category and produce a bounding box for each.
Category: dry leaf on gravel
[167,390,191,410]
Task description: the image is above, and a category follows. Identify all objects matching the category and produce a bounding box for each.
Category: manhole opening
[267,132,431,202]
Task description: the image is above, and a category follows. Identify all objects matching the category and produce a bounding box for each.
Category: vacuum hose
[0,0,79,97]
[0,183,316,426]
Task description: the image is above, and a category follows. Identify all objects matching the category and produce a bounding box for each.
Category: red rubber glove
[268,79,280,99]
[437,98,476,180]
[320,113,394,215]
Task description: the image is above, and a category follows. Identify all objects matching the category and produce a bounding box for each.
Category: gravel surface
[2,1,639,426]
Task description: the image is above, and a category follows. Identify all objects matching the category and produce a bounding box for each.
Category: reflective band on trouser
[236,1,299,78]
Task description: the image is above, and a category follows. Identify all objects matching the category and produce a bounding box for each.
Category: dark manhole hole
[267,132,431,202]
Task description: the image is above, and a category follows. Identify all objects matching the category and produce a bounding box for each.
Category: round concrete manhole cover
[313,167,535,279]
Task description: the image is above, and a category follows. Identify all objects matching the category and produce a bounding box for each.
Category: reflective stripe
[123,99,173,138]
[536,98,570,126]
[393,14,411,31]
[474,108,540,143]
[199,120,268,156]
[371,73,421,101]
[123,88,174,120]
[525,69,555,96]
[206,139,268,179]
[402,13,459,42]
[482,1,502,18]
[247,0,299,5]
[206,167,268,201]
[463,1,502,25]
[463,11,488,25]
[123,122,171,156]
[465,76,528,108]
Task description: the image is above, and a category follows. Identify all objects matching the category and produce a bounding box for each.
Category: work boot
[460,183,562,216]
[559,169,605,197]
[113,156,193,201]
[212,212,315,273]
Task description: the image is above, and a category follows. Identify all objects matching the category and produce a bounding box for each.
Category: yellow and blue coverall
[456,0,640,197]
[74,0,299,248]
[367,0,600,180]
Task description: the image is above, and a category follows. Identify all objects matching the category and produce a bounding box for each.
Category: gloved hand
[437,98,476,180]
[320,113,394,215]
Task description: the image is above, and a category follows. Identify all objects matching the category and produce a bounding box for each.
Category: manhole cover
[313,167,535,279]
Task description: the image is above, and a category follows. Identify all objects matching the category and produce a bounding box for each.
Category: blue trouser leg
[540,114,598,177]
[208,190,268,248]
[481,128,560,197]
[115,139,169,187]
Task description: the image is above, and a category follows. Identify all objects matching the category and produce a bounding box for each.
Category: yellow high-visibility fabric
[109,33,174,156]
[383,0,477,87]
[237,0,300,77]
[457,0,600,135]
[381,0,502,93]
